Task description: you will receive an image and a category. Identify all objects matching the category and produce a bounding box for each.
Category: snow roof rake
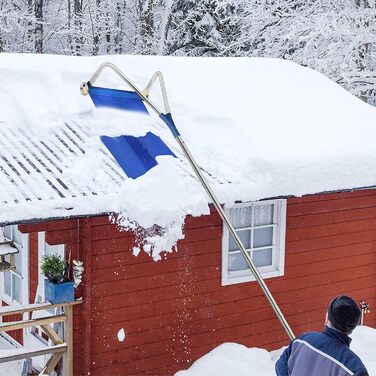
[80,62,295,341]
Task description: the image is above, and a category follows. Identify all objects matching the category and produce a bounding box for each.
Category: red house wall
[29,232,38,304]
[19,188,376,376]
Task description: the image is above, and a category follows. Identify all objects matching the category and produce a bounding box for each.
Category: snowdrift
[175,325,376,375]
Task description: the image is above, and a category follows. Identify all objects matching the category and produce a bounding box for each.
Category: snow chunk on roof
[1,53,376,235]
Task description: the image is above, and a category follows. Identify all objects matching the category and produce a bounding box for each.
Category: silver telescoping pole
[81,63,295,341]
[174,137,295,341]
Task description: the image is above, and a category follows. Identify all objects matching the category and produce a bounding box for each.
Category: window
[1,225,26,304]
[222,199,286,285]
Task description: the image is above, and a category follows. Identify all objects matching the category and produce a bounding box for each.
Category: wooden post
[41,324,64,345]
[65,304,74,376]
[40,353,63,375]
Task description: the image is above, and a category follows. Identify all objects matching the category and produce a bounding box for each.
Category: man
[275,295,369,376]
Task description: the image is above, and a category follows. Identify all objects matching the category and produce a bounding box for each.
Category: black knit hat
[328,295,361,333]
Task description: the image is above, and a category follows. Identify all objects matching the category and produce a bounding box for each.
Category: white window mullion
[10,275,13,303]
[21,231,29,338]
[36,232,46,303]
[21,232,29,306]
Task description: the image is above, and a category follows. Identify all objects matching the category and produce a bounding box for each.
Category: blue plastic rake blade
[88,85,149,113]
[88,85,176,178]
[101,132,176,179]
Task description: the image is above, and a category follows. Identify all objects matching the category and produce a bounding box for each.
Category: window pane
[254,227,273,248]
[3,226,12,241]
[14,251,22,276]
[228,252,249,271]
[229,230,251,251]
[46,243,63,257]
[13,274,22,303]
[229,206,252,228]
[253,249,273,267]
[0,227,5,242]
[4,271,11,296]
[12,227,23,247]
[254,204,274,226]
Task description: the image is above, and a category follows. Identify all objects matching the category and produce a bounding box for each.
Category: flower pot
[45,280,74,304]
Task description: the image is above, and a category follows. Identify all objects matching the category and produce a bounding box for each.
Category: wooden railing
[0,299,82,376]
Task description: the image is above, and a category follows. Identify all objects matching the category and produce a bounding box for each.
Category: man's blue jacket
[275,326,368,376]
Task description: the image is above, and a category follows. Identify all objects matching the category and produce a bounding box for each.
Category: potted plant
[41,254,74,304]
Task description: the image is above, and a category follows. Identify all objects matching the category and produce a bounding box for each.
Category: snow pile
[176,343,275,376]
[350,325,376,373]
[1,54,376,258]
[175,326,376,376]
[65,109,209,259]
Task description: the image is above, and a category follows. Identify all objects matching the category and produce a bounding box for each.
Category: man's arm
[354,366,369,376]
[275,343,293,376]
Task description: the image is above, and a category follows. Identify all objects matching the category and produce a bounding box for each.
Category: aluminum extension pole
[81,63,295,341]
[174,136,295,341]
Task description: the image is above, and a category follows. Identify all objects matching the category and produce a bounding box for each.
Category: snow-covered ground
[2,54,376,258]
[175,325,376,376]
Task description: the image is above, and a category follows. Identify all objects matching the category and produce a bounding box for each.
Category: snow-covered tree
[239,0,376,103]
[0,0,375,104]
[165,0,243,56]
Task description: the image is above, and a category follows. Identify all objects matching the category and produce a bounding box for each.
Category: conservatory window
[1,225,25,304]
[222,199,286,286]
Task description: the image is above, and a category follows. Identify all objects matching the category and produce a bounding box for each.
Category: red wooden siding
[18,188,376,376]
[284,189,376,334]
[29,232,38,304]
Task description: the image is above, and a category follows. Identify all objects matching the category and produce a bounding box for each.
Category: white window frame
[221,199,286,286]
[35,232,65,303]
[0,225,29,307]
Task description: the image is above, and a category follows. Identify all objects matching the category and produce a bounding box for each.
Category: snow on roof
[1,53,376,236]
[0,243,18,256]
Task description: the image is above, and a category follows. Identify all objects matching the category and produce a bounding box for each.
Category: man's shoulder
[291,331,334,354]
[343,348,369,375]
[294,331,368,375]
[296,331,323,342]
